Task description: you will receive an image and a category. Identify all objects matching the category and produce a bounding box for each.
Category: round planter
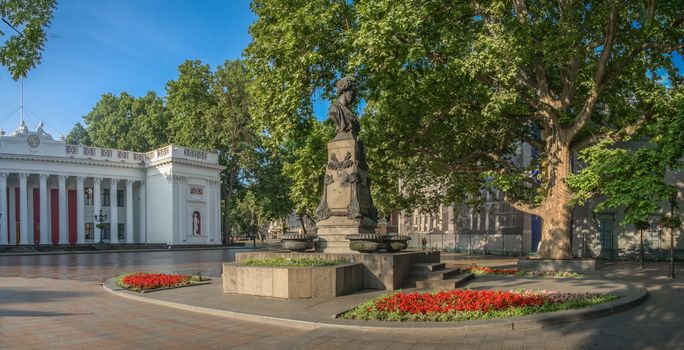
[280,233,315,252]
[346,234,386,253]
[384,235,411,252]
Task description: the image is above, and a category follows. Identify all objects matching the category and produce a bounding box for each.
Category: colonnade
[0,172,143,246]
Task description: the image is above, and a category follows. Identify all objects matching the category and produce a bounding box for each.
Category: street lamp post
[94,209,108,245]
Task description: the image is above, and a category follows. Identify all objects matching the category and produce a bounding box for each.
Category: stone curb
[102,278,648,331]
[0,246,259,257]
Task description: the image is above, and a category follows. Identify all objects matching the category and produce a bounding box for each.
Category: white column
[19,173,29,245]
[93,177,102,242]
[0,173,8,245]
[214,181,221,243]
[58,175,68,245]
[126,180,134,243]
[39,174,49,245]
[76,176,85,244]
[139,181,146,243]
[110,178,118,244]
[9,185,16,245]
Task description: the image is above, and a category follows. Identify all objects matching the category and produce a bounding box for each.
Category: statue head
[335,76,355,104]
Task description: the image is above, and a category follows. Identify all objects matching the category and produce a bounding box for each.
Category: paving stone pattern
[1,250,683,349]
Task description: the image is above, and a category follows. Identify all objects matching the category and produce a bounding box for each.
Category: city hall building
[0,121,224,247]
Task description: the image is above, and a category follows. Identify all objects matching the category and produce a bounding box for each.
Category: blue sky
[0,0,256,137]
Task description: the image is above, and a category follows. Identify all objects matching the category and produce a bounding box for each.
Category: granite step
[414,272,474,290]
[408,268,461,281]
[409,262,446,272]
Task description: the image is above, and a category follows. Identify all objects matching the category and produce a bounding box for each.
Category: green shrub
[241,257,341,267]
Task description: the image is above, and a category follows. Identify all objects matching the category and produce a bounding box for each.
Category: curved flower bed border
[464,265,583,278]
[340,289,617,322]
[116,272,208,293]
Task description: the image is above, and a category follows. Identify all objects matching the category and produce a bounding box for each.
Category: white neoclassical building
[0,121,224,247]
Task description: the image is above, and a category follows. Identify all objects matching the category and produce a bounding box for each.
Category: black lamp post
[94,209,108,244]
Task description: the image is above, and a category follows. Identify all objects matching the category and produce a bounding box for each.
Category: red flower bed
[119,272,191,291]
[342,289,617,322]
[374,290,545,314]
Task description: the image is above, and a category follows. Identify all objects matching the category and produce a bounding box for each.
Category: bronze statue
[328,76,360,138]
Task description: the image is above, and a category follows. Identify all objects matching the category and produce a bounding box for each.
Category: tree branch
[605,43,684,83]
[504,195,541,216]
[571,111,652,150]
[567,3,618,140]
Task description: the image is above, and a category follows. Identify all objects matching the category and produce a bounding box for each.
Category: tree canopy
[246,0,684,258]
[0,0,56,79]
[81,91,170,152]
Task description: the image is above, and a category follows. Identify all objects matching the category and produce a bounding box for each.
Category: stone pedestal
[316,137,377,253]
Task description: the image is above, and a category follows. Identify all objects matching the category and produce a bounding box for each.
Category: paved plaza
[1,249,683,349]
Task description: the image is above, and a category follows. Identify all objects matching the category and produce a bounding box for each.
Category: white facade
[0,121,224,246]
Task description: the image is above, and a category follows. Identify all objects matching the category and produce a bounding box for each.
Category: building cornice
[0,153,145,170]
[147,157,226,172]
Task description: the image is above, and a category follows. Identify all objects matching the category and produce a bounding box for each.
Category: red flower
[373,290,548,314]
[120,273,191,291]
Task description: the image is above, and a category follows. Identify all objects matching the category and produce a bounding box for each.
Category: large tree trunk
[537,199,573,259]
[536,141,574,259]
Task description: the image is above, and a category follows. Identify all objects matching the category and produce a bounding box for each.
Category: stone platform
[230,250,440,290]
[518,257,597,272]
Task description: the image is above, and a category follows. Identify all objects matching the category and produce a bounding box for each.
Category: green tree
[568,88,684,259]
[80,91,169,151]
[246,0,684,259]
[167,59,291,242]
[281,120,334,226]
[0,0,56,79]
[65,122,90,145]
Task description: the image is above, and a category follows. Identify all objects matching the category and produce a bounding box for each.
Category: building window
[85,223,94,239]
[101,223,111,239]
[117,190,124,207]
[102,189,110,206]
[85,188,93,205]
[118,223,125,240]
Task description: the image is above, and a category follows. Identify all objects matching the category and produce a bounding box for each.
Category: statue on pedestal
[315,76,378,253]
[328,76,360,139]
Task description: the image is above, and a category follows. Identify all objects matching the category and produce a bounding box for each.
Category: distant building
[0,121,224,247]
[397,143,683,259]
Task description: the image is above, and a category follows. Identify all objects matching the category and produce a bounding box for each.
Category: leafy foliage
[81,91,170,151]
[240,257,341,267]
[0,0,56,79]
[281,120,334,221]
[246,0,684,258]
[568,89,684,225]
[65,122,90,146]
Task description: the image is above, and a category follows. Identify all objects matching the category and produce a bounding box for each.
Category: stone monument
[316,77,378,253]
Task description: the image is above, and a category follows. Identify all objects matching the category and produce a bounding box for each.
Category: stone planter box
[231,251,440,291]
[222,262,364,298]
[517,258,596,272]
